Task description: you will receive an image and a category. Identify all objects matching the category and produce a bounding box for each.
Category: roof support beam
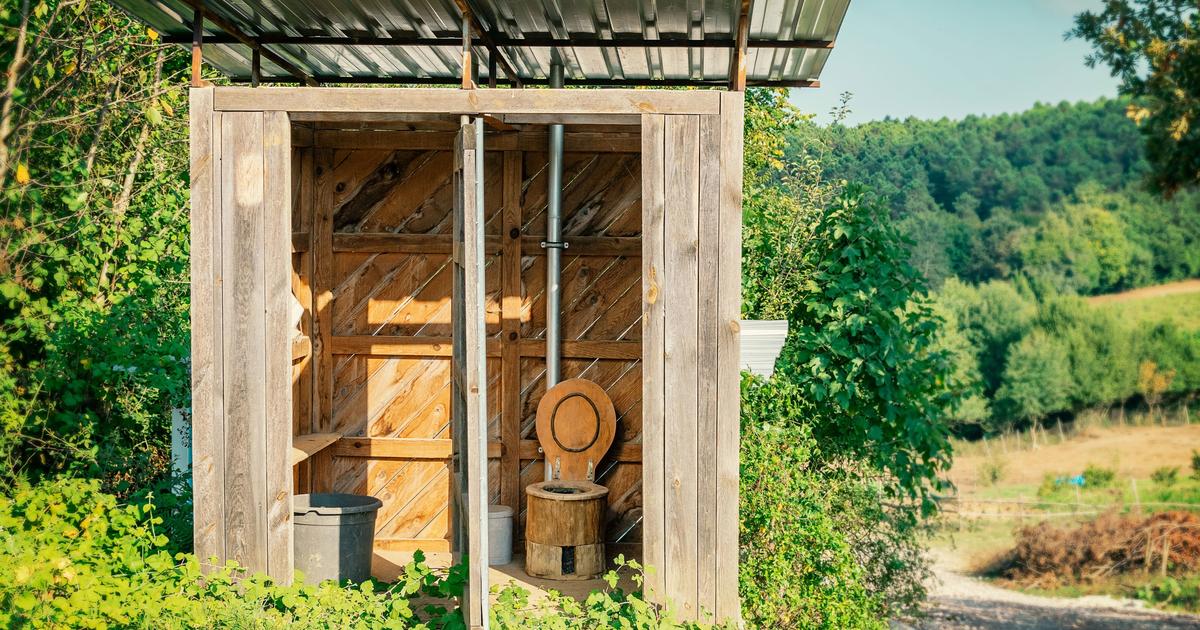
[190,5,204,87]
[163,33,834,50]
[228,75,818,88]
[180,0,318,87]
[454,0,523,88]
[730,0,752,91]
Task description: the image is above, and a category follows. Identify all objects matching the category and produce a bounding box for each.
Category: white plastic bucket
[488,504,514,565]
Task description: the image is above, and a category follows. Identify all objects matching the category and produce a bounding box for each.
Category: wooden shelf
[291,335,311,363]
[291,432,341,466]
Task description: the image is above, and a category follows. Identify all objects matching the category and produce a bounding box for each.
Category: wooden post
[640,113,667,599]
[729,0,751,91]
[191,6,204,87]
[460,16,473,89]
[189,86,223,565]
[499,150,522,517]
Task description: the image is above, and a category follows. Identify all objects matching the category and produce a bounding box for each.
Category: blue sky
[791,0,1121,125]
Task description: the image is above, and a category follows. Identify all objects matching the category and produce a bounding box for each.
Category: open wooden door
[450,118,489,629]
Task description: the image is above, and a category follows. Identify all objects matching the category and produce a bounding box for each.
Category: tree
[995,331,1073,430]
[1072,1,1200,192]
[1137,360,1175,425]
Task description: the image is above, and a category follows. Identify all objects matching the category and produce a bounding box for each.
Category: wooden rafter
[181,0,318,87]
[454,0,523,88]
[730,0,752,91]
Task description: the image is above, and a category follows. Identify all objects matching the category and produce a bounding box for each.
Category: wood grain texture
[501,150,523,517]
[695,113,721,614]
[188,87,224,566]
[213,87,722,116]
[291,433,342,465]
[663,114,700,618]
[263,111,294,581]
[715,93,745,623]
[220,111,267,570]
[639,113,666,595]
[311,148,335,492]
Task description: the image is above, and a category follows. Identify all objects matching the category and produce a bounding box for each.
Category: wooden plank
[220,111,268,571]
[293,147,315,495]
[714,92,745,623]
[291,432,342,465]
[500,150,523,518]
[663,114,700,618]
[695,113,722,613]
[517,440,641,462]
[189,87,224,566]
[292,335,312,362]
[313,129,641,153]
[463,120,489,629]
[518,339,641,361]
[334,437,503,459]
[519,236,641,257]
[292,231,310,252]
[330,232,636,257]
[213,87,722,116]
[374,538,453,553]
[311,147,335,492]
[331,335,501,357]
[263,110,294,582]
[640,113,667,596]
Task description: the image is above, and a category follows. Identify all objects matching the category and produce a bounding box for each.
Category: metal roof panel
[112,0,849,86]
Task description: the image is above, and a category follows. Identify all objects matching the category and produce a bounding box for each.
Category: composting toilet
[524,378,616,580]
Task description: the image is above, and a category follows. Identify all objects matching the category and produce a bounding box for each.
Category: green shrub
[1037,473,1060,498]
[978,456,1007,486]
[1192,450,1200,481]
[1083,464,1116,488]
[1152,466,1180,486]
[739,417,884,629]
[0,479,707,629]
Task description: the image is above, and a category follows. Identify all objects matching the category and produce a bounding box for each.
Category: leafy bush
[1152,466,1180,486]
[978,457,1007,486]
[0,479,708,629]
[1083,464,1116,488]
[1191,450,1200,481]
[1137,575,1200,611]
[738,418,883,629]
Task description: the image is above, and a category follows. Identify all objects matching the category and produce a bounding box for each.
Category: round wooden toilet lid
[535,378,616,481]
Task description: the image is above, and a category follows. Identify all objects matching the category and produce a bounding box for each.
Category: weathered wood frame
[190,86,743,625]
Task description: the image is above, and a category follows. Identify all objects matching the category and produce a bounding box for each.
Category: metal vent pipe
[545,62,565,388]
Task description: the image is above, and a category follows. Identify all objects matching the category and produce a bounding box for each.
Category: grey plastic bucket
[293,493,383,584]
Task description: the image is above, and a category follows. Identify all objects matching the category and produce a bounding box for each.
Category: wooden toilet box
[524,480,609,580]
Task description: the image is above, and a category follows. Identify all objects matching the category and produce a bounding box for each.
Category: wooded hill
[789,99,1200,295]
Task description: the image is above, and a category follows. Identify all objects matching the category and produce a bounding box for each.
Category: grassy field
[935,421,1200,584]
[1088,279,1200,332]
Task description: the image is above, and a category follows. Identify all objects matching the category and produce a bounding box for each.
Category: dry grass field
[950,423,1200,494]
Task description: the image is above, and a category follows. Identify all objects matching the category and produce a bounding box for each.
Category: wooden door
[450,119,489,630]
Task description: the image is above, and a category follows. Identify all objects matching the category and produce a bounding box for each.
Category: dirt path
[908,561,1200,629]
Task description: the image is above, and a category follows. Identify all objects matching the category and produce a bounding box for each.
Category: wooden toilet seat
[535,378,616,481]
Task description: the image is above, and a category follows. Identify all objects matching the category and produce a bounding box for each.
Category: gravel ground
[904,565,1200,630]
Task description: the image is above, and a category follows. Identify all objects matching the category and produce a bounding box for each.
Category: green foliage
[740,376,931,624]
[931,277,1200,436]
[1151,466,1180,486]
[978,456,1006,486]
[738,406,883,629]
[1072,0,1200,192]
[1192,450,1200,481]
[0,479,706,629]
[1082,464,1116,488]
[995,330,1073,424]
[0,0,192,487]
[1137,576,1200,611]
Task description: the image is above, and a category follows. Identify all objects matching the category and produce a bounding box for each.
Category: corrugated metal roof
[111,0,849,87]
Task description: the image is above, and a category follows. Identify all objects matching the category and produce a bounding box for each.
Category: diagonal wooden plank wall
[294,125,645,557]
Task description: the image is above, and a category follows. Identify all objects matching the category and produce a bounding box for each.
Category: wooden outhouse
[113,0,849,626]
